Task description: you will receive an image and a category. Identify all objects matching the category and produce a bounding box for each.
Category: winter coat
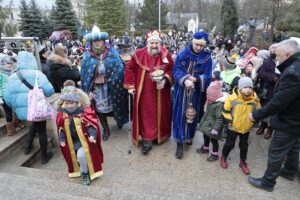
[0,69,10,98]
[4,51,54,120]
[48,54,80,93]
[220,67,241,92]
[256,57,277,105]
[253,52,300,135]
[199,94,228,139]
[223,88,261,134]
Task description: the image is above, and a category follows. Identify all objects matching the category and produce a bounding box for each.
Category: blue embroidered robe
[172,45,212,143]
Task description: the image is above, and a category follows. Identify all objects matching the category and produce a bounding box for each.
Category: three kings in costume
[172,31,212,159]
[124,30,174,154]
[81,25,128,141]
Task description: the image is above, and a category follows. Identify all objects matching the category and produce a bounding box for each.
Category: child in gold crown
[56,80,103,185]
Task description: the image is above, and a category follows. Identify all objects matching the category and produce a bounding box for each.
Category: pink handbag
[27,71,54,121]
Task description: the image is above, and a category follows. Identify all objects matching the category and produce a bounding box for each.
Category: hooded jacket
[199,93,229,138]
[4,51,54,120]
[223,88,261,134]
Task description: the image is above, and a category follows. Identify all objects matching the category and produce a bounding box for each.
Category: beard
[148,47,160,55]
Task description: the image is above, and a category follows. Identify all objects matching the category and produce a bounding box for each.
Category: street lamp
[158,0,161,31]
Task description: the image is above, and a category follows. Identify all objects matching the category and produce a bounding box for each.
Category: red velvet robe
[124,47,173,145]
[56,107,103,180]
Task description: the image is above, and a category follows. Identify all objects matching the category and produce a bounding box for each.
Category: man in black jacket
[248,39,300,192]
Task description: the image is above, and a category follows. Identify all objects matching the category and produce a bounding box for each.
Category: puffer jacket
[0,69,10,98]
[222,88,261,134]
[4,51,54,120]
[199,93,228,138]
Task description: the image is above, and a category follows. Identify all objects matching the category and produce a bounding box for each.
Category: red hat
[206,81,223,104]
[247,47,258,56]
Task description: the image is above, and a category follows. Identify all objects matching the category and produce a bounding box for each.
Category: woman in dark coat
[256,50,278,139]
[48,45,80,93]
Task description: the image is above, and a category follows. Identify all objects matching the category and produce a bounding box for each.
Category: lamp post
[158,0,161,31]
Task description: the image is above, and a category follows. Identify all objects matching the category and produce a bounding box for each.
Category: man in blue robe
[172,31,212,159]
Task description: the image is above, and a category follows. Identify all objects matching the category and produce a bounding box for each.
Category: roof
[166,12,199,29]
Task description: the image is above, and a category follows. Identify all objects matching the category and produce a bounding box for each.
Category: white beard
[148,47,160,56]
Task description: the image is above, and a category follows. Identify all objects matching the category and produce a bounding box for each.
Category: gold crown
[146,30,161,42]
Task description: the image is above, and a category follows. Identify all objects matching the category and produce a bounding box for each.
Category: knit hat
[247,47,258,56]
[38,46,47,57]
[257,50,270,61]
[238,77,253,90]
[193,31,209,45]
[60,86,80,102]
[223,56,236,70]
[206,81,223,104]
[0,54,13,65]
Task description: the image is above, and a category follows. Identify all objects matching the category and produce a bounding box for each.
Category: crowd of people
[0,27,299,191]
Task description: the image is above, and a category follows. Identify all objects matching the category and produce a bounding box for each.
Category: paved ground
[26,119,300,200]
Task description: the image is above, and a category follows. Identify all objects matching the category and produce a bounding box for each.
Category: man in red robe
[124,30,173,154]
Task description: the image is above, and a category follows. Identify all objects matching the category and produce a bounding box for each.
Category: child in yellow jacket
[221,77,261,175]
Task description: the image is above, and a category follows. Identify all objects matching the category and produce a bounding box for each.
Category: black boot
[279,168,296,181]
[256,121,268,135]
[248,177,274,192]
[102,128,110,141]
[41,151,53,164]
[141,141,152,154]
[175,143,183,159]
[81,172,91,186]
[24,143,33,155]
[264,127,273,140]
[98,114,110,141]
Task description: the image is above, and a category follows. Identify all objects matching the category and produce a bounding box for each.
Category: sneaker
[24,143,33,155]
[41,151,53,164]
[220,155,228,169]
[196,146,209,154]
[239,160,250,175]
[207,154,219,162]
[81,172,91,186]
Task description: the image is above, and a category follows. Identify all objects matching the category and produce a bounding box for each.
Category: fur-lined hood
[56,88,91,110]
[48,54,72,67]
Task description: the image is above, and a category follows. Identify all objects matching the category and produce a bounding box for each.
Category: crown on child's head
[60,86,80,102]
